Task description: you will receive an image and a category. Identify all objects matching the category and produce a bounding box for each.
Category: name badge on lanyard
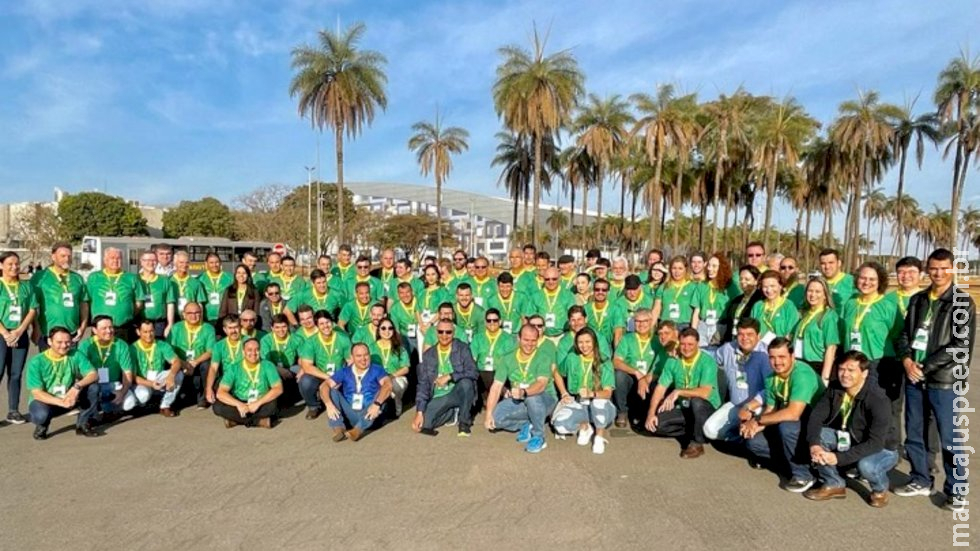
[147,370,160,382]
[62,292,75,308]
[178,297,188,313]
[474,296,484,307]
[97,367,110,384]
[705,309,718,325]
[636,360,648,374]
[794,338,804,359]
[912,327,929,351]
[407,324,417,338]
[735,371,749,390]
[247,388,259,403]
[209,292,220,306]
[483,357,494,371]
[351,392,364,411]
[144,293,155,310]
[52,384,67,397]
[503,320,514,334]
[849,331,862,352]
[836,430,851,452]
[104,291,118,307]
[8,305,21,323]
[668,303,680,320]
[545,313,556,328]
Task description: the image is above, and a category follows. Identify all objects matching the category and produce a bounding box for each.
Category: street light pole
[316,181,322,256]
[305,166,315,259]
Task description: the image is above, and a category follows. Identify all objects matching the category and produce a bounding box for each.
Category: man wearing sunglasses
[344,256,383,304]
[467,256,497,308]
[421,302,469,354]
[445,250,473,295]
[470,308,517,411]
[531,267,577,339]
[779,257,805,309]
[413,319,478,437]
[585,279,626,349]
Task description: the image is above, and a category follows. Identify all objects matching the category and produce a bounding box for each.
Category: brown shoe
[615,413,628,428]
[160,408,176,418]
[224,419,236,429]
[803,486,846,501]
[868,491,889,508]
[257,417,272,429]
[680,444,704,459]
[346,427,363,442]
[305,408,321,420]
[332,427,347,442]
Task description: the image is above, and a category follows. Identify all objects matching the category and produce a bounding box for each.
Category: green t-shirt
[130,340,178,379]
[260,332,304,368]
[493,346,557,398]
[614,332,659,376]
[78,337,135,384]
[197,271,234,322]
[384,277,425,305]
[765,362,825,409]
[292,326,321,347]
[615,290,655,331]
[840,294,899,360]
[350,325,379,346]
[560,353,615,394]
[388,300,421,341]
[751,297,801,341]
[169,274,207,319]
[269,274,309,308]
[826,273,856,310]
[887,289,917,358]
[470,330,517,372]
[655,280,698,323]
[444,271,473,295]
[344,276,384,306]
[487,291,532,335]
[296,288,343,318]
[87,270,145,326]
[331,263,356,282]
[31,268,89,333]
[530,288,578,337]
[25,350,95,403]
[784,281,806,310]
[418,286,451,319]
[556,331,612,368]
[584,300,626,346]
[338,300,375,335]
[298,332,352,375]
[692,282,731,326]
[367,340,410,375]
[212,337,246,369]
[0,278,36,330]
[511,269,540,297]
[432,345,457,399]
[167,321,217,362]
[793,308,841,363]
[467,277,499,309]
[139,273,175,321]
[220,360,282,401]
[659,351,721,408]
[453,303,486,341]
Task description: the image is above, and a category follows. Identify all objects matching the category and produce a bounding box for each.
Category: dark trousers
[613,371,652,420]
[877,357,904,442]
[745,418,813,481]
[905,382,964,496]
[298,374,327,410]
[190,361,212,404]
[476,371,496,412]
[0,332,29,413]
[653,397,715,447]
[28,384,100,429]
[423,378,476,431]
[213,401,277,426]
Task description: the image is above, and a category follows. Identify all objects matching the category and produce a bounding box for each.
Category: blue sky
[0,0,977,236]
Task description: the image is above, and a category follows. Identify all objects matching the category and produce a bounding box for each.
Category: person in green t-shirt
[615,275,654,333]
[584,279,626,349]
[137,251,175,337]
[298,269,343,320]
[197,252,234,326]
[411,318,479,436]
[818,249,856,308]
[77,315,135,418]
[26,326,102,439]
[169,250,206,322]
[466,256,497,308]
[205,314,247,405]
[418,265,450,325]
[125,319,184,416]
[453,283,485,341]
[387,281,421,357]
[1,251,37,422]
[167,302,216,408]
[484,324,558,454]
[261,314,304,375]
[238,309,266,342]
[739,338,825,492]
[292,305,321,345]
[330,245,356,281]
[792,278,840,383]
[350,303,387,346]
[487,272,530,335]
[86,247,145,340]
[368,317,411,416]
[297,311,352,418]
[652,257,698,327]
[213,338,282,428]
[553,327,616,455]
[343,256,384,304]
[840,263,899,362]
[644,327,720,459]
[272,255,310,308]
[338,281,377,337]
[421,303,470,353]
[691,254,735,348]
[30,242,90,347]
[751,270,801,345]
[779,257,806,310]
[531,268,578,338]
[470,308,517,410]
[612,307,659,428]
[384,259,423,307]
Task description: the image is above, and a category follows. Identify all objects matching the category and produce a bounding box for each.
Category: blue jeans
[422,378,476,430]
[814,427,897,493]
[299,374,327,409]
[703,402,743,442]
[0,332,29,413]
[327,388,385,432]
[745,420,812,481]
[905,382,964,496]
[552,398,616,434]
[28,384,100,429]
[493,393,557,438]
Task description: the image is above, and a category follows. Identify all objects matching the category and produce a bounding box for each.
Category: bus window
[82,237,99,253]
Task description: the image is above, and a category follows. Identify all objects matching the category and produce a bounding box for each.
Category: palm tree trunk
[723,182,734,252]
[569,180,577,230]
[864,207,872,263]
[597,173,604,245]
[532,133,543,247]
[804,206,812,270]
[848,154,866,267]
[619,173,627,243]
[762,156,777,253]
[435,173,443,258]
[335,125,346,246]
[582,181,589,235]
[630,188,639,253]
[711,158,723,251]
[672,165,682,253]
[895,145,909,255]
[648,144,664,249]
[951,145,970,249]
[877,216,885,264]
[512,189,519,233]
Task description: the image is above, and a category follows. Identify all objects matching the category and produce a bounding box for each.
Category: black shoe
[785,478,815,493]
[419,428,439,436]
[458,425,472,437]
[75,424,103,438]
[945,494,968,511]
[748,458,765,470]
[7,412,26,425]
[33,426,48,440]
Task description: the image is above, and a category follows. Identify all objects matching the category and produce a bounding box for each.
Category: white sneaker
[577,426,594,446]
[592,436,607,455]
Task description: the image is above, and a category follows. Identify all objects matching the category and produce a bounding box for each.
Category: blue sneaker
[516,423,532,443]
[525,436,547,453]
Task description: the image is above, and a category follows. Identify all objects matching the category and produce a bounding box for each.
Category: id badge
[178,297,188,313]
[626,317,636,333]
[247,388,259,403]
[8,305,21,323]
[705,309,718,325]
[503,320,514,333]
[545,313,556,328]
[836,430,851,452]
[465,328,473,341]
[483,357,494,371]
[281,293,291,302]
[52,384,67,397]
[104,291,118,307]
[735,372,749,390]
[474,297,484,307]
[186,350,196,362]
[636,360,648,374]
[407,324,417,338]
[326,362,336,374]
[421,310,433,323]
[912,328,929,351]
[147,370,160,382]
[680,398,691,408]
[849,331,862,352]
[97,367,110,384]
[761,331,776,345]
[209,292,220,306]
[668,303,680,320]
[62,292,75,308]
[144,295,155,309]
[794,338,804,359]
[351,393,364,411]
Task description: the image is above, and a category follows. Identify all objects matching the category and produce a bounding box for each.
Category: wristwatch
[373,401,384,408]
[72,383,82,391]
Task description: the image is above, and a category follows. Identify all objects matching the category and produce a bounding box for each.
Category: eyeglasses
[241,318,256,323]
[475,264,488,269]
[379,326,394,331]
[529,323,544,328]
[437,330,454,335]
[544,277,558,282]
[594,288,609,293]
[185,311,202,316]
[267,291,280,296]
[454,257,466,262]
[357,265,370,269]
[486,318,500,323]
[779,265,795,270]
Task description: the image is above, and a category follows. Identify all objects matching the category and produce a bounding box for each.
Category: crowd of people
[0,239,974,511]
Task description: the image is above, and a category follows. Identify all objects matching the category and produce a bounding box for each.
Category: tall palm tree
[492,131,533,231]
[829,90,902,267]
[572,93,634,242]
[493,27,585,247]
[891,100,941,255]
[960,205,980,252]
[408,110,470,258]
[753,96,819,253]
[935,50,980,250]
[546,208,568,255]
[289,21,388,246]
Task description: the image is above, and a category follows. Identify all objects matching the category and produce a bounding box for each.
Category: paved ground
[0,345,976,550]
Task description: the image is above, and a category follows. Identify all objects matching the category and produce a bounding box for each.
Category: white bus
[78,236,289,275]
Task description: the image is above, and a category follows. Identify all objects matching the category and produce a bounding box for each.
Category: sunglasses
[357,265,370,269]
[529,323,544,328]
[437,330,454,335]
[747,253,764,258]
[379,326,394,331]
[486,318,500,323]
[544,277,558,282]
[779,266,795,270]
[267,291,280,296]
[475,264,488,269]
[594,288,609,293]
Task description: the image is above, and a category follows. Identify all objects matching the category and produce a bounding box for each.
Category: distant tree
[368,213,455,263]
[162,197,235,238]
[12,203,61,263]
[233,183,358,251]
[58,192,148,242]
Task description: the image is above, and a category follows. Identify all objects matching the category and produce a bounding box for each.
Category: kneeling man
[213,339,282,428]
[323,343,392,442]
[413,320,478,436]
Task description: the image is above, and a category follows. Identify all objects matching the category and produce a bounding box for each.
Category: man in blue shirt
[703,318,770,442]
[322,342,392,442]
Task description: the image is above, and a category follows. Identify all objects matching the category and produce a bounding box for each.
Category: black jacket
[721,289,763,343]
[806,381,897,466]
[896,284,975,389]
[415,339,478,414]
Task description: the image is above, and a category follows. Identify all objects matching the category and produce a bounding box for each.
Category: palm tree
[886,193,920,257]
[891,100,941,255]
[408,110,470,258]
[829,90,902,267]
[492,131,533,231]
[754,96,819,253]
[935,50,980,251]
[572,93,634,242]
[493,27,585,247]
[862,187,888,260]
[961,205,980,252]
[546,208,568,255]
[289,21,388,246]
